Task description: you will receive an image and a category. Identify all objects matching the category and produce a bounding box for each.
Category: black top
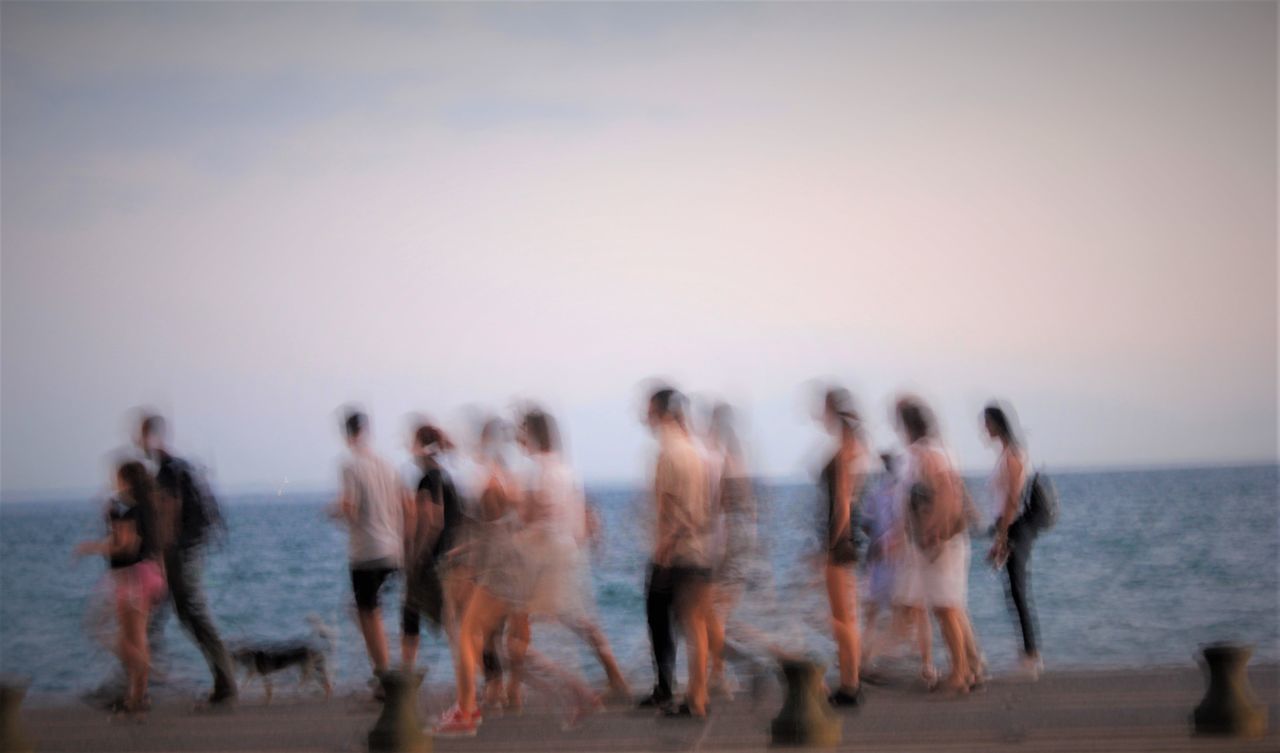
[107,496,154,569]
[420,466,462,561]
[155,451,221,550]
[820,454,857,564]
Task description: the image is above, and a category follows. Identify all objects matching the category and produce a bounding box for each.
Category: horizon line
[2,456,1275,505]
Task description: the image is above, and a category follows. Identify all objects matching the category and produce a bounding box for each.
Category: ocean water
[1,464,1276,702]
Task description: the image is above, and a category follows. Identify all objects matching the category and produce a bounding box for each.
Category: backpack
[1019,470,1058,532]
[164,455,226,548]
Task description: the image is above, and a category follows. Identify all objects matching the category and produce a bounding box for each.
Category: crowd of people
[74,385,1050,736]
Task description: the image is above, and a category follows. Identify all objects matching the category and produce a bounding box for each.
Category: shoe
[828,686,864,708]
[1018,654,1043,682]
[193,690,236,713]
[432,704,479,737]
[662,702,709,720]
[637,691,674,711]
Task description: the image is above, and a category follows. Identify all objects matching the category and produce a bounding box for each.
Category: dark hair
[649,387,685,423]
[139,413,166,441]
[895,396,933,443]
[343,408,367,440]
[983,402,1019,446]
[414,423,453,453]
[824,387,861,438]
[880,451,897,474]
[521,409,560,453]
[117,460,155,509]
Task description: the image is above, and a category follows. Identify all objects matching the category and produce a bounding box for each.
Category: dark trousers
[165,546,237,696]
[1004,520,1039,656]
[645,562,677,701]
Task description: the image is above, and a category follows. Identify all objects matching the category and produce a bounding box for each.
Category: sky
[1,1,1276,498]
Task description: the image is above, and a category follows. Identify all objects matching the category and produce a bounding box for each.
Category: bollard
[368,670,429,753]
[0,679,34,753]
[1192,642,1267,738]
[770,659,840,748]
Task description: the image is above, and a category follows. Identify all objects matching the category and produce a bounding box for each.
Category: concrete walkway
[15,664,1279,752]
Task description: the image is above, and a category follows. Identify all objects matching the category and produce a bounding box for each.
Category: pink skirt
[112,560,166,612]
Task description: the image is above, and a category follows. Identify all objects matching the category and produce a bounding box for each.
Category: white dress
[893,440,970,609]
[520,454,591,620]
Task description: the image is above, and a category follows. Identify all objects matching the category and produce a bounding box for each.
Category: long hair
[824,387,862,441]
[983,402,1020,447]
[895,395,935,444]
[117,460,154,506]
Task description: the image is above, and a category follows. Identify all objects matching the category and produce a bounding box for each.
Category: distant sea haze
[1,464,1276,700]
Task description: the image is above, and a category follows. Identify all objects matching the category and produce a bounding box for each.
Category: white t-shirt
[341,449,405,567]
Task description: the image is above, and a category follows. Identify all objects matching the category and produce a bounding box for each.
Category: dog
[229,615,333,704]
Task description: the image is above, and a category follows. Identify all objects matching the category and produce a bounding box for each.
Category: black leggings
[1004,520,1039,656]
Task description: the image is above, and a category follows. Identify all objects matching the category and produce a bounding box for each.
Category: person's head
[708,402,742,458]
[894,395,934,444]
[646,386,686,434]
[519,408,560,455]
[412,423,452,461]
[822,386,861,441]
[116,459,154,506]
[342,407,368,447]
[983,402,1019,447]
[478,416,511,463]
[136,412,167,457]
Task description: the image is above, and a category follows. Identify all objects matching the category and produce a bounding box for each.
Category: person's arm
[990,450,1024,560]
[401,482,417,562]
[652,453,677,566]
[327,467,358,525]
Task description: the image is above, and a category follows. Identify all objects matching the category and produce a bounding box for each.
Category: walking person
[136,414,238,708]
[75,461,167,719]
[983,401,1043,680]
[892,396,973,696]
[640,386,714,718]
[433,413,599,736]
[400,422,455,672]
[327,408,414,693]
[703,402,757,700]
[815,387,867,708]
[859,452,914,676]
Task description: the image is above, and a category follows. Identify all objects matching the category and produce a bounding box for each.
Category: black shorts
[351,567,397,611]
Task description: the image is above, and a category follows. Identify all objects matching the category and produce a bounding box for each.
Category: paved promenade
[15,664,1279,753]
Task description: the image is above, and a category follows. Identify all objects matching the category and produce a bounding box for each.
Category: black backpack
[164,455,226,547]
[1019,470,1059,532]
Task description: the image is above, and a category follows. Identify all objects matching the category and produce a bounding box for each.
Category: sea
[2,464,1276,703]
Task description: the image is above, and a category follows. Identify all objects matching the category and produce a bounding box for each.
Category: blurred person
[640,386,714,718]
[326,408,414,695]
[703,402,757,699]
[983,402,1043,680]
[400,423,456,672]
[892,396,972,696]
[74,461,166,718]
[434,415,599,736]
[136,413,238,708]
[815,387,867,708]
[859,452,913,676]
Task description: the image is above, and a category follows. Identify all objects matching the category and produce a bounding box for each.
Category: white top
[988,445,1028,524]
[524,453,587,544]
[341,448,405,566]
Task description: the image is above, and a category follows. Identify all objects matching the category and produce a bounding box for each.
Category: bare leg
[455,587,507,717]
[504,613,530,710]
[677,579,712,716]
[567,618,630,696]
[825,565,860,689]
[934,606,970,692]
[356,608,389,674]
[116,598,149,711]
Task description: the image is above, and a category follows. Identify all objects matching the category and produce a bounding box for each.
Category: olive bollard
[1192,642,1267,738]
[368,671,429,753]
[0,679,34,753]
[770,659,840,748]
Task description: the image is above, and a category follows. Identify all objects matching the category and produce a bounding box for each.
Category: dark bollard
[368,671,429,753]
[1192,642,1267,738]
[0,679,34,753]
[770,659,840,748]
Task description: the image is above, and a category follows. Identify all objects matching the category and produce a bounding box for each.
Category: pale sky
[2,2,1276,498]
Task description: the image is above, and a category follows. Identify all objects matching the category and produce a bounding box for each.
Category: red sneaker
[432,704,479,737]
